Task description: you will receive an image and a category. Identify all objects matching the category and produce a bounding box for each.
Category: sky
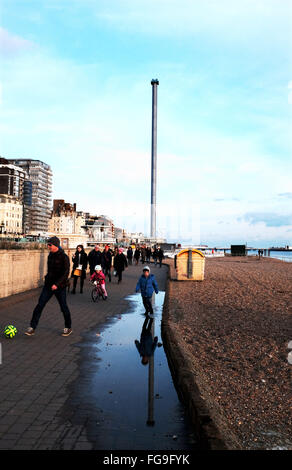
[0,0,291,247]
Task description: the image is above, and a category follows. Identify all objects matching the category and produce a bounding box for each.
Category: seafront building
[0,158,29,235]
[48,199,88,249]
[0,158,27,200]
[0,194,23,236]
[8,158,52,236]
[83,214,116,245]
[48,200,86,235]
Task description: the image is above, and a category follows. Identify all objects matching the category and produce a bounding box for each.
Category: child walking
[90,265,108,299]
[135,266,158,316]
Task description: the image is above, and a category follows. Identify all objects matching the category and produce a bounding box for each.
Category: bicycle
[91,280,107,302]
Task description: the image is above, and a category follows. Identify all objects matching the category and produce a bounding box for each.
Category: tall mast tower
[150,78,159,239]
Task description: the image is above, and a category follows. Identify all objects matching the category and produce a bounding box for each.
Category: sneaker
[25,327,35,336]
[62,328,72,337]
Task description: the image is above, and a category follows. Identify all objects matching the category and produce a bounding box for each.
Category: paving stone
[0,263,167,449]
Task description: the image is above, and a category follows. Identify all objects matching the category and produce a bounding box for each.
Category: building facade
[48,199,86,235]
[83,214,116,244]
[0,194,23,236]
[0,158,27,200]
[8,159,52,236]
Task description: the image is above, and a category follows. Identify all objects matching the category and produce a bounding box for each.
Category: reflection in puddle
[66,292,197,450]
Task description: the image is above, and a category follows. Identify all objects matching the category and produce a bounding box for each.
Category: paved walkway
[0,263,168,450]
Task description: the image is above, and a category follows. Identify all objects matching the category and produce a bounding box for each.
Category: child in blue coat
[135,266,159,316]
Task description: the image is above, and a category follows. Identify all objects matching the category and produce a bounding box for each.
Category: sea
[264,250,292,263]
[226,249,292,263]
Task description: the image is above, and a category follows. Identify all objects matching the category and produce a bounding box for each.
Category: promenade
[0,263,196,451]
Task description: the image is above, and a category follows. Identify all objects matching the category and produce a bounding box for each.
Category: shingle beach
[163,256,292,449]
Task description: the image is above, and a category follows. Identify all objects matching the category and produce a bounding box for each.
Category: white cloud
[92,0,290,48]
[0,27,35,56]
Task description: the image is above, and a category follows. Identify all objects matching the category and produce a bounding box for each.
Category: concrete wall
[0,248,93,299]
[0,249,48,298]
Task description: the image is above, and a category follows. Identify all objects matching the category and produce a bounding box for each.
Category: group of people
[126,245,164,267]
[25,237,162,339]
[70,243,129,294]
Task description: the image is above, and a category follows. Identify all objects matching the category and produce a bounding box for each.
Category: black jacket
[45,248,70,289]
[71,250,88,279]
[101,250,112,269]
[88,249,103,270]
[114,253,128,271]
[134,249,140,260]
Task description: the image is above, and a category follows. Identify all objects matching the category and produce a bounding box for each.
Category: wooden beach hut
[175,249,205,281]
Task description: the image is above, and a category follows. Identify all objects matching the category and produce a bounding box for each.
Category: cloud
[278,192,292,199]
[0,27,35,56]
[242,212,292,227]
[90,0,290,53]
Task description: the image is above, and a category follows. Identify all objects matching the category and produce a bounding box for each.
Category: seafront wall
[0,250,47,298]
[0,249,84,299]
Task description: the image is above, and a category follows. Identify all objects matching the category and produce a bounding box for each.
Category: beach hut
[175,249,205,281]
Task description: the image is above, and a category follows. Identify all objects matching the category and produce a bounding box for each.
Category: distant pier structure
[150,79,159,239]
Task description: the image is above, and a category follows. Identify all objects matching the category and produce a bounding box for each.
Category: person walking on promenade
[157,247,164,268]
[88,244,102,276]
[90,265,108,299]
[113,248,128,283]
[135,316,158,366]
[71,245,88,294]
[141,245,146,264]
[146,246,152,263]
[25,236,72,337]
[152,247,158,266]
[135,265,159,316]
[127,246,133,266]
[134,246,140,265]
[101,244,112,282]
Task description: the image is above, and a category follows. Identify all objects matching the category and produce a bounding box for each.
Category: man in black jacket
[113,248,128,283]
[88,244,103,275]
[25,236,72,337]
[101,245,112,282]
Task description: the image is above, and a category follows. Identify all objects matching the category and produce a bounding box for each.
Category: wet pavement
[59,292,197,450]
[0,263,197,450]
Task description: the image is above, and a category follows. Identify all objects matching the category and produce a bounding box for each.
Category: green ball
[4,325,18,339]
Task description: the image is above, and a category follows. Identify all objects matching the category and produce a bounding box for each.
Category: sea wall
[0,248,85,299]
[0,250,48,298]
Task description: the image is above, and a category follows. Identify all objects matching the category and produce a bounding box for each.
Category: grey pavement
[0,262,168,450]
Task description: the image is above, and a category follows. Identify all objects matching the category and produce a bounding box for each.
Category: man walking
[113,248,128,283]
[25,236,72,337]
[101,244,112,282]
[88,244,102,275]
[157,247,164,268]
[127,246,133,266]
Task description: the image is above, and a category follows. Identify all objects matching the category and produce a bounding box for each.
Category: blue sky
[0,0,291,246]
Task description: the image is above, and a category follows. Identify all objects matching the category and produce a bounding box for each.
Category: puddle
[62,292,197,450]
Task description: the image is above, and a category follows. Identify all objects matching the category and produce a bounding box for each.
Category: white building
[0,195,23,236]
[48,200,88,249]
[8,159,52,236]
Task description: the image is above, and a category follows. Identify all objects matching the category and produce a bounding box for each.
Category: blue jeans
[30,285,72,330]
